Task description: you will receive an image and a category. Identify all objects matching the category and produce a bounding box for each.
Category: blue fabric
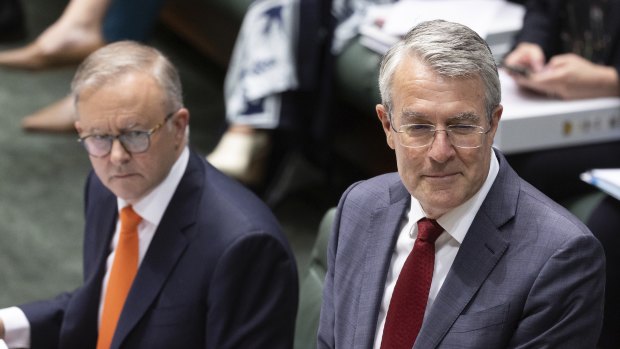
[102,0,167,42]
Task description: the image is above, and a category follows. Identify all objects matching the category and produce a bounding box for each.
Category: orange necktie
[96,206,142,349]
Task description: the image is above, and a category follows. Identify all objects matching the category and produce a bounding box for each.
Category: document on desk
[359,0,524,57]
[580,169,620,201]
[495,70,620,154]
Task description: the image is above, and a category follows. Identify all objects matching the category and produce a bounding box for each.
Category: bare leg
[0,0,110,70]
[21,95,76,133]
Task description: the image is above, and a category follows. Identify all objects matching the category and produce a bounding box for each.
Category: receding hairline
[71,41,183,112]
[74,71,169,109]
[390,53,488,104]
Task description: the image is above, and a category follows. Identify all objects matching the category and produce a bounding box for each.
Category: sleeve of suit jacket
[317,182,361,349]
[514,0,562,58]
[204,230,298,348]
[507,232,605,347]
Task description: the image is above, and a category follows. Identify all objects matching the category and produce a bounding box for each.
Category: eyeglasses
[390,119,490,149]
[78,111,175,157]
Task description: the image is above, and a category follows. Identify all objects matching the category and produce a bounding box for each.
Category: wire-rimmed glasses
[390,120,490,149]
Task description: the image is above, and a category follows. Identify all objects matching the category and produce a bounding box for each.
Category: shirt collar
[117,147,190,226]
[409,149,499,244]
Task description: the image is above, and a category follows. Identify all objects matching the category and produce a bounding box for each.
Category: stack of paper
[580,169,620,200]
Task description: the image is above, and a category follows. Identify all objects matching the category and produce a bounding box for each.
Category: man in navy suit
[318,20,605,348]
[0,41,298,348]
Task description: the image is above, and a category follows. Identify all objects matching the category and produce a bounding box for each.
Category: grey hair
[71,41,183,112]
[378,20,500,121]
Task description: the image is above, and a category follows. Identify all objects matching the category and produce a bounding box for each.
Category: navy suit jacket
[318,150,605,348]
[20,149,298,348]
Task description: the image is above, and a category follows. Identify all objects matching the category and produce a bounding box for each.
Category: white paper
[380,1,502,38]
[580,169,620,201]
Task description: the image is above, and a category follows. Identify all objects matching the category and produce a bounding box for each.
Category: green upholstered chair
[294,207,336,349]
[561,190,606,223]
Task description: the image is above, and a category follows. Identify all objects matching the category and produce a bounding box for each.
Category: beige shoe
[207,130,271,185]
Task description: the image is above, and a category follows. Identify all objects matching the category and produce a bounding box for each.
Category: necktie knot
[120,206,142,236]
[417,218,443,243]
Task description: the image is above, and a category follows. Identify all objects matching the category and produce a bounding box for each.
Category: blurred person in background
[503,1,620,346]
[0,0,166,132]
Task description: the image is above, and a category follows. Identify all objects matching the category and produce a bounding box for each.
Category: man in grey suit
[318,20,605,348]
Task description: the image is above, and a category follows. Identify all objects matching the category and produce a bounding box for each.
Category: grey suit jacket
[318,150,605,348]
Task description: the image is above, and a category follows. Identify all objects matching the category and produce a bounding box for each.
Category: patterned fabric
[559,0,611,64]
[225,0,299,129]
[380,218,443,349]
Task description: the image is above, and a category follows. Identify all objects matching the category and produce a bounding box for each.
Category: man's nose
[428,130,455,162]
[109,138,131,164]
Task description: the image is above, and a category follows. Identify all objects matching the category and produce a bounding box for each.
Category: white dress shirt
[0,147,190,348]
[373,150,499,349]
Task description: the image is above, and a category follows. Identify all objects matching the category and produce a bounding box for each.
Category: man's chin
[417,191,464,216]
[107,184,143,204]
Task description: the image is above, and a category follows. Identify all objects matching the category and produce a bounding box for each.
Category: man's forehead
[76,91,162,128]
[78,71,160,98]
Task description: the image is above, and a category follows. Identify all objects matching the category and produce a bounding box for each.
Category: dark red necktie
[380,218,444,349]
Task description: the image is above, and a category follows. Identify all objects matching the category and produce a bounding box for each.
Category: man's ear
[376,104,395,149]
[172,108,190,141]
[486,104,503,140]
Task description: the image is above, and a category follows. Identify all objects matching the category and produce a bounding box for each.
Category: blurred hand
[503,42,546,74]
[0,318,4,339]
[514,53,619,100]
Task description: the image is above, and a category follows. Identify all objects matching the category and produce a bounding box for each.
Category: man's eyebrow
[399,110,429,121]
[118,121,142,132]
[83,126,107,135]
[398,110,480,123]
[449,112,480,123]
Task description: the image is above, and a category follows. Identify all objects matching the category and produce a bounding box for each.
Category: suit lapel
[414,150,519,348]
[355,181,410,348]
[111,151,203,348]
[89,196,118,279]
[86,197,118,344]
[59,173,118,348]
[414,215,509,348]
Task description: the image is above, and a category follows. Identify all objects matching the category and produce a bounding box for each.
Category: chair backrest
[294,207,336,349]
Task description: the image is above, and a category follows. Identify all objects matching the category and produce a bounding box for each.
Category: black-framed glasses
[389,115,490,149]
[78,111,175,157]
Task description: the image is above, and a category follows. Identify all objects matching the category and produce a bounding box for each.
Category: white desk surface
[495,70,620,154]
